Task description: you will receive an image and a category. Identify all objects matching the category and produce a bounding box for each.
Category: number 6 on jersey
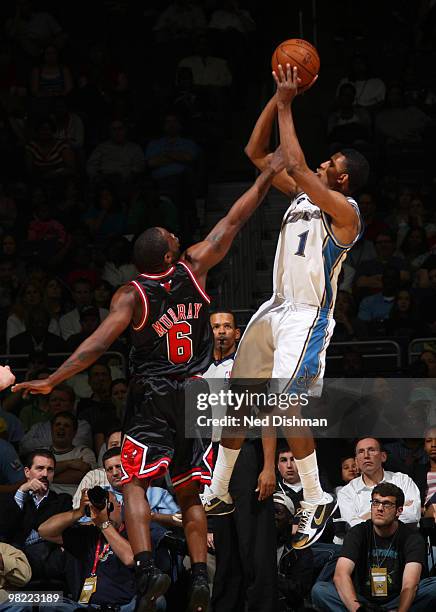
[167,321,193,364]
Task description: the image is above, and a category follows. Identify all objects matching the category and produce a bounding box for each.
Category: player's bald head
[134,227,180,273]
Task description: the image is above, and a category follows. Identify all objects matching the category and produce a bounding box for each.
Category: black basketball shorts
[120,376,213,490]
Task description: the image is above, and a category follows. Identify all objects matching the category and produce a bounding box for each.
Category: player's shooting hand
[11,378,54,398]
[256,467,276,501]
[273,64,301,105]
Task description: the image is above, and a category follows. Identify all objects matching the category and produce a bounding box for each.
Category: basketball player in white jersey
[203,64,369,550]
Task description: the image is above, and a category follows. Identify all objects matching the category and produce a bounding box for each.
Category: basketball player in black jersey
[13,148,284,612]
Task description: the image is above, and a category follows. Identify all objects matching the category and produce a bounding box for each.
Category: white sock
[294,451,325,504]
[209,445,241,497]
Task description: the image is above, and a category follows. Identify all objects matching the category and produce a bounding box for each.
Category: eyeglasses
[371,499,396,509]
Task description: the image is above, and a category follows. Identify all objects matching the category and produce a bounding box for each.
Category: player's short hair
[24,449,56,469]
[134,228,169,273]
[340,148,370,194]
[102,446,121,468]
[210,308,239,328]
[372,483,404,508]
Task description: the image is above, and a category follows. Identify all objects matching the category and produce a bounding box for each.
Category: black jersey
[129,261,213,378]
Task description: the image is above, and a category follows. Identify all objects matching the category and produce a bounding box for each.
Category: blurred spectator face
[43,45,58,66]
[405,400,429,434]
[104,454,123,490]
[24,283,42,306]
[396,290,411,313]
[163,114,181,138]
[45,278,62,300]
[80,310,100,335]
[51,415,76,448]
[398,186,413,210]
[274,502,292,533]
[341,457,358,483]
[357,193,376,220]
[424,427,436,461]
[355,438,386,476]
[375,233,394,259]
[372,378,392,403]
[25,455,55,487]
[48,388,75,414]
[94,282,111,307]
[210,312,240,355]
[72,281,92,307]
[107,430,122,448]
[28,308,50,339]
[2,234,16,256]
[110,121,127,145]
[420,351,436,377]
[89,364,112,395]
[371,494,400,527]
[277,450,300,485]
[409,198,425,218]
[337,84,356,108]
[111,381,127,405]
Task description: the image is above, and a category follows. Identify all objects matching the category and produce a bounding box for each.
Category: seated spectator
[385,435,429,485]
[5,0,67,58]
[82,185,127,239]
[6,281,43,349]
[335,456,359,497]
[420,350,436,378]
[66,305,126,356]
[0,402,24,446]
[385,289,420,340]
[50,411,96,496]
[338,438,421,528]
[358,267,400,331]
[356,191,389,244]
[5,450,72,583]
[30,45,73,98]
[153,1,207,40]
[400,227,431,270]
[59,278,109,341]
[0,419,24,494]
[74,429,121,491]
[327,82,372,152]
[375,84,431,147]
[312,483,436,611]
[274,492,313,611]
[27,200,68,261]
[178,34,232,90]
[410,424,436,510]
[101,237,137,288]
[332,290,367,341]
[93,279,113,310]
[110,378,128,422]
[336,54,386,111]
[9,306,66,355]
[208,1,256,35]
[86,119,145,185]
[25,116,75,181]
[0,257,19,315]
[18,367,52,432]
[42,277,70,335]
[355,231,410,298]
[20,384,92,455]
[0,542,32,604]
[77,362,118,447]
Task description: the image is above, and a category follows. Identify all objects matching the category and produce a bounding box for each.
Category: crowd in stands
[1,1,436,611]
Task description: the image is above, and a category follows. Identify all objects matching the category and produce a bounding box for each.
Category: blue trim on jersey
[322,238,343,310]
[284,311,330,394]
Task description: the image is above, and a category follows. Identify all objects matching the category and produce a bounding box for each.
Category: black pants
[211,440,278,612]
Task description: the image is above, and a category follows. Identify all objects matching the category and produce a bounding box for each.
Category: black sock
[134,551,153,570]
[191,562,208,578]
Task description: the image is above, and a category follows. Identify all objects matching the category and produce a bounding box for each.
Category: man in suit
[9,307,66,355]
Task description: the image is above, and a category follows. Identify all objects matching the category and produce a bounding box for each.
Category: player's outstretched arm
[182,148,284,281]
[245,94,297,197]
[274,64,359,243]
[0,365,15,391]
[12,286,136,396]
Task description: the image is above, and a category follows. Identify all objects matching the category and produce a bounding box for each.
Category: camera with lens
[85,486,111,517]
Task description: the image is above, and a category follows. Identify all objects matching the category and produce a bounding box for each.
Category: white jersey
[273,192,360,310]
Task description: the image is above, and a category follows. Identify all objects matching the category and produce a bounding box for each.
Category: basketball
[271,38,320,93]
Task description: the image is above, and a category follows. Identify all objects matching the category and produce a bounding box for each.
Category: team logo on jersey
[160,280,172,293]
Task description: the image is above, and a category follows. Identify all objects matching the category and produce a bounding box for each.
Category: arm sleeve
[338,486,362,527]
[404,531,427,566]
[0,543,32,588]
[79,448,97,470]
[340,524,365,563]
[73,420,93,449]
[397,474,422,524]
[156,490,180,515]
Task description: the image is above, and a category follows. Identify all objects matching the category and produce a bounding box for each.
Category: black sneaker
[187,572,210,612]
[201,492,235,516]
[291,494,338,550]
[135,565,170,612]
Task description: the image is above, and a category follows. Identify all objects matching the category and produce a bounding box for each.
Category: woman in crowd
[30,45,73,98]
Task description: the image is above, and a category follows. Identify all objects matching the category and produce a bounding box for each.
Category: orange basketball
[271,38,320,93]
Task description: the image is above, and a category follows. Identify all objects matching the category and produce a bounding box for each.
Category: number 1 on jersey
[295,230,309,257]
[167,321,193,364]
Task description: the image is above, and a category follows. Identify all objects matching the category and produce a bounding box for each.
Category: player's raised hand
[0,365,15,391]
[273,63,301,104]
[268,146,286,174]
[12,377,54,397]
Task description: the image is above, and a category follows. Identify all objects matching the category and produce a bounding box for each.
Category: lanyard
[90,522,125,576]
[372,528,397,568]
